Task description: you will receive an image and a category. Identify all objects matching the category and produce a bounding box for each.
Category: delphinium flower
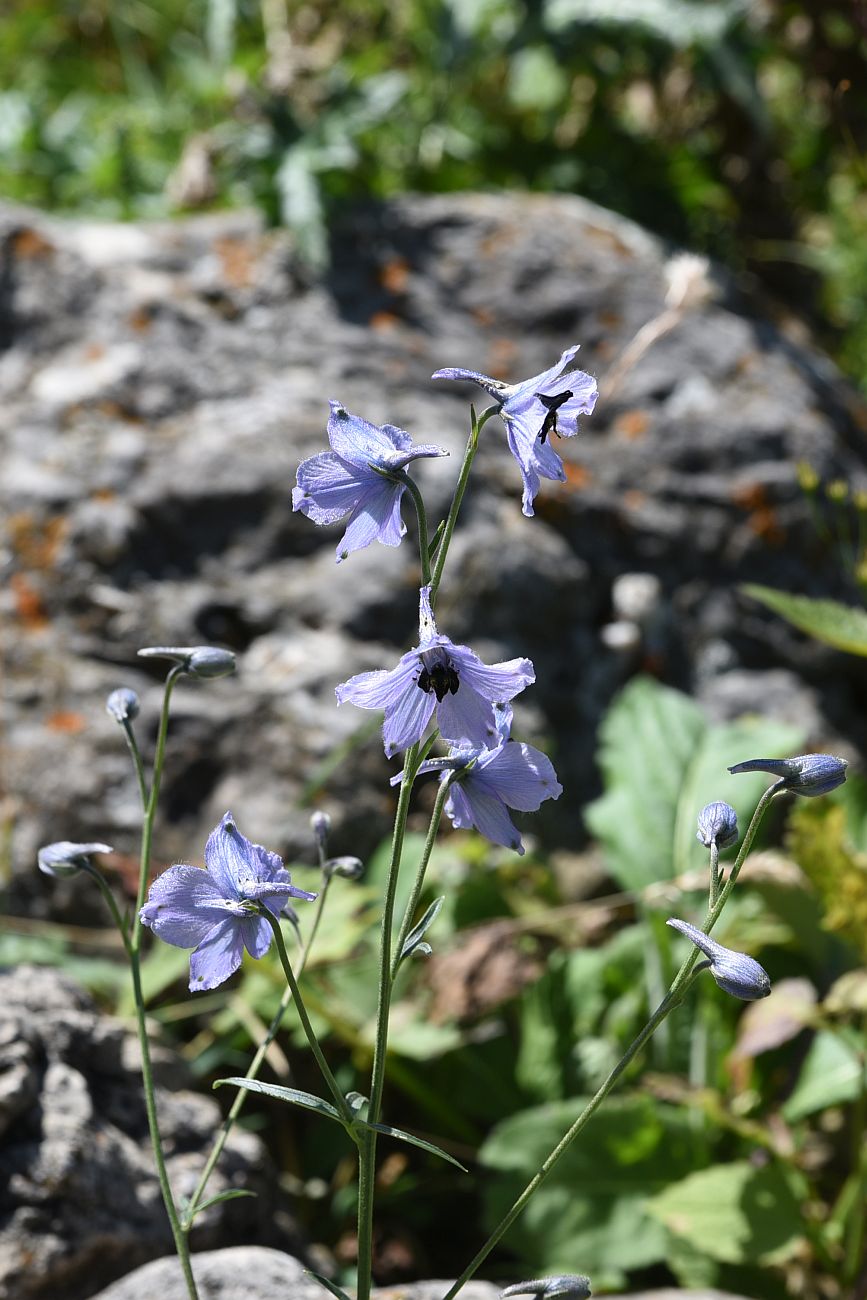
[667,918,771,1001]
[336,585,535,758]
[696,800,738,850]
[432,346,597,516]
[38,840,114,879]
[728,753,848,797]
[137,645,236,678]
[292,402,448,562]
[392,704,561,854]
[140,812,316,991]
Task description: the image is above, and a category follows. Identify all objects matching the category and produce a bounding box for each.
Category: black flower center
[534,389,573,443]
[417,647,460,701]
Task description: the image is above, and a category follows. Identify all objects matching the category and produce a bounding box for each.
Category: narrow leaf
[186,1188,257,1220]
[306,1270,354,1300]
[214,1077,342,1123]
[428,518,446,559]
[400,895,445,961]
[358,1118,467,1171]
[743,585,867,657]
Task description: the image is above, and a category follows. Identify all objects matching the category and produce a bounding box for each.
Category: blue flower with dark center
[392,704,561,854]
[140,812,316,991]
[337,587,534,758]
[292,402,448,561]
[432,346,597,516]
[728,753,848,797]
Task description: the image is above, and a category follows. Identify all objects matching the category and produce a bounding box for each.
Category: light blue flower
[140,812,316,991]
[293,402,448,561]
[432,346,597,516]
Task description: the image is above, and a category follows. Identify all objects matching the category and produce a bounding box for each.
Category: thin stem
[82,863,132,959]
[402,471,432,586]
[440,783,782,1299]
[122,719,150,812]
[391,773,456,980]
[132,666,183,945]
[429,406,497,604]
[263,911,354,1127]
[708,842,720,910]
[356,742,421,1300]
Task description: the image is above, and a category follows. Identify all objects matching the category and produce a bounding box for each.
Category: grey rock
[2,192,866,923]
[0,966,286,1300]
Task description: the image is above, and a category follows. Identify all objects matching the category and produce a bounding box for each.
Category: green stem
[122,718,150,813]
[440,783,781,1299]
[82,863,132,958]
[429,406,496,604]
[356,742,421,1300]
[263,911,354,1127]
[391,773,456,980]
[708,841,720,910]
[402,471,432,586]
[180,879,335,1232]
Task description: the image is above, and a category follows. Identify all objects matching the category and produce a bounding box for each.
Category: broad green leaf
[358,1118,467,1171]
[185,1188,256,1220]
[213,1077,343,1124]
[305,1271,353,1300]
[584,677,803,890]
[480,1094,697,1281]
[782,1031,865,1122]
[646,1161,804,1264]
[743,585,867,657]
[400,895,445,962]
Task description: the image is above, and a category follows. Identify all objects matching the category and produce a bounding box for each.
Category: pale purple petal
[418,584,438,643]
[189,919,246,990]
[204,813,285,898]
[503,346,582,403]
[241,914,274,960]
[336,653,419,710]
[436,681,499,749]
[327,402,413,466]
[446,783,524,854]
[382,682,437,757]
[337,480,405,560]
[431,367,508,403]
[292,452,372,524]
[448,645,535,702]
[475,741,562,811]
[383,443,449,471]
[139,864,229,948]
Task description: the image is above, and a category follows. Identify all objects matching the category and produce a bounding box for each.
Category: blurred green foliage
[2,1,867,383]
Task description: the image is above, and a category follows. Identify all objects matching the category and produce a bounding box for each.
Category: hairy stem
[429,405,497,604]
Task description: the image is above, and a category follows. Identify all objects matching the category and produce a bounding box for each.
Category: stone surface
[0,966,290,1300]
[2,192,867,920]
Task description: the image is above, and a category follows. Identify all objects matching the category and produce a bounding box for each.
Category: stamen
[535,389,573,443]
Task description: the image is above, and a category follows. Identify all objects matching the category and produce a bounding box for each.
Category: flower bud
[501,1278,592,1299]
[137,645,236,679]
[106,687,140,723]
[667,918,771,1001]
[323,855,364,880]
[38,840,114,879]
[696,801,738,850]
[728,753,848,797]
[310,811,332,853]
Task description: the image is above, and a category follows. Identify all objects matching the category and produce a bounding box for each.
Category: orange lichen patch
[45,711,87,734]
[11,227,55,259]
[369,310,401,332]
[598,310,622,330]
[613,409,649,440]
[747,506,785,545]
[378,256,409,294]
[10,574,48,628]
[485,336,519,381]
[214,235,255,289]
[84,342,106,363]
[562,460,592,490]
[127,306,154,333]
[471,305,494,327]
[622,489,648,512]
[91,487,116,502]
[7,513,66,570]
[731,481,770,512]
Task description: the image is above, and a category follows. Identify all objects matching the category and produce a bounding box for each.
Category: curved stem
[440,784,782,1298]
[429,405,497,605]
[82,863,132,959]
[402,471,431,586]
[391,773,456,980]
[122,718,150,813]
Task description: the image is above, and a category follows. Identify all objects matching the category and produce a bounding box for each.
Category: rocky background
[2,192,867,1296]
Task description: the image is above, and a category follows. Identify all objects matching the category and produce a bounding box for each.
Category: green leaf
[480,1094,697,1283]
[305,1270,354,1300]
[358,1119,467,1171]
[584,677,803,891]
[213,1078,343,1124]
[646,1161,804,1264]
[782,1031,865,1122]
[400,895,445,962]
[185,1188,257,1220]
[743,585,867,657]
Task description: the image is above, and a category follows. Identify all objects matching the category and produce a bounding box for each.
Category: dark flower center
[534,389,573,443]
[417,647,460,701]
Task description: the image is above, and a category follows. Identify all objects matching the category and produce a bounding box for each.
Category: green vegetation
[3,1,867,383]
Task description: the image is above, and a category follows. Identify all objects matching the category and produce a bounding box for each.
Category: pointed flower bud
[501,1277,592,1299]
[106,687,140,723]
[667,918,771,1001]
[696,801,738,850]
[137,645,236,679]
[38,840,114,879]
[728,753,848,797]
[323,855,364,880]
[310,811,332,854]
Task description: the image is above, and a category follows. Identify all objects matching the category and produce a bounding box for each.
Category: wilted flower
[140,812,316,991]
[337,585,534,758]
[38,840,114,879]
[432,346,597,516]
[137,645,236,679]
[292,402,448,562]
[393,704,561,854]
[696,801,738,850]
[728,753,848,797]
[501,1277,592,1299]
[106,688,140,723]
[667,917,771,1001]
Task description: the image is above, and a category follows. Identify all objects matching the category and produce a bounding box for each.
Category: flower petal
[327,402,413,467]
[189,918,246,990]
[204,813,285,898]
[292,452,373,525]
[140,863,229,948]
[502,346,582,403]
[336,480,405,561]
[382,679,437,757]
[448,645,535,703]
[241,914,273,961]
[336,653,419,710]
[475,741,562,812]
[446,783,524,854]
[431,367,507,403]
[435,680,499,749]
